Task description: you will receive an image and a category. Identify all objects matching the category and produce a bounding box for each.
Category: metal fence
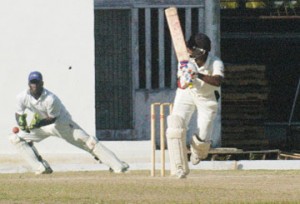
[131,6,205,90]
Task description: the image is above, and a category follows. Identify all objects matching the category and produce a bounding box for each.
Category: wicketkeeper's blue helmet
[28,71,43,82]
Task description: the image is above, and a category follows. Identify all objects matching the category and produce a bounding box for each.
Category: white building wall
[0,0,95,154]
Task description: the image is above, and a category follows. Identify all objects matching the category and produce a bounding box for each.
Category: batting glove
[177,61,198,89]
[178,69,195,89]
[179,60,198,77]
[29,113,41,130]
[179,60,189,69]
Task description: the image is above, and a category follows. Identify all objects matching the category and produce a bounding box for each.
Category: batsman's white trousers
[172,88,219,142]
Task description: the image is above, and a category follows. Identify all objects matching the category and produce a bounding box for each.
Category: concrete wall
[0,1,222,158]
[0,0,95,154]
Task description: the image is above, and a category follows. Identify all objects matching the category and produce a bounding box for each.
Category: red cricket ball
[12,127,19,134]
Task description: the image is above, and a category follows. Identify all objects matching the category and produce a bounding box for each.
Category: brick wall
[222,65,270,150]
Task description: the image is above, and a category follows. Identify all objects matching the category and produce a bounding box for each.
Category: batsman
[166,33,224,178]
[9,71,129,174]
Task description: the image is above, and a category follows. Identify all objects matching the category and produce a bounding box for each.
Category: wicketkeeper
[166,33,224,178]
[9,71,129,174]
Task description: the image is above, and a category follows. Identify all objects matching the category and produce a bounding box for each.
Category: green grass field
[0,170,300,204]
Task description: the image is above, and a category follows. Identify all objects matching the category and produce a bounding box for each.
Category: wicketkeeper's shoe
[121,161,129,173]
[109,161,130,173]
[42,167,53,174]
[35,161,53,175]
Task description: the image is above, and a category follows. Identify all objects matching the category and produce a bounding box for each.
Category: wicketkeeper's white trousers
[13,119,128,172]
[18,120,92,153]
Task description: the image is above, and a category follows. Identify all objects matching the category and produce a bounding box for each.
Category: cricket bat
[165,7,192,88]
[165,7,189,62]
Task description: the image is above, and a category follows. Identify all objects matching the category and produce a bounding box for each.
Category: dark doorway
[94,10,133,130]
[220,8,300,149]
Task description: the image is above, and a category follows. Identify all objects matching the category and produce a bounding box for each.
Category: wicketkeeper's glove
[18,114,29,132]
[29,113,41,130]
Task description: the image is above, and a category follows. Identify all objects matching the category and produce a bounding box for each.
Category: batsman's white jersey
[11,88,129,174]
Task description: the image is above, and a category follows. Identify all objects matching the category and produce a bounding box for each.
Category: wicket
[150,102,173,176]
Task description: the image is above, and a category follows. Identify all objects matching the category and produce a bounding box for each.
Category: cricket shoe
[190,152,201,165]
[175,168,187,179]
[109,162,130,173]
[190,134,211,165]
[35,161,53,175]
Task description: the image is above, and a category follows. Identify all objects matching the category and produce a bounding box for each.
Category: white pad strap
[166,115,189,175]
[86,136,98,150]
[190,134,211,160]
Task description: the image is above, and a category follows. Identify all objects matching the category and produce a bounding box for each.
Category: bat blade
[165,7,189,62]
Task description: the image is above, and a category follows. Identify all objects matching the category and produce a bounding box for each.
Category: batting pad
[166,115,189,175]
[190,134,211,160]
[92,142,125,172]
[9,134,45,171]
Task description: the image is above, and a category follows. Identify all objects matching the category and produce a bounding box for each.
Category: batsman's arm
[197,74,223,87]
[197,57,224,87]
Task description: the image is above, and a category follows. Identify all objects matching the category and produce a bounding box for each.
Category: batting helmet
[187,33,211,53]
